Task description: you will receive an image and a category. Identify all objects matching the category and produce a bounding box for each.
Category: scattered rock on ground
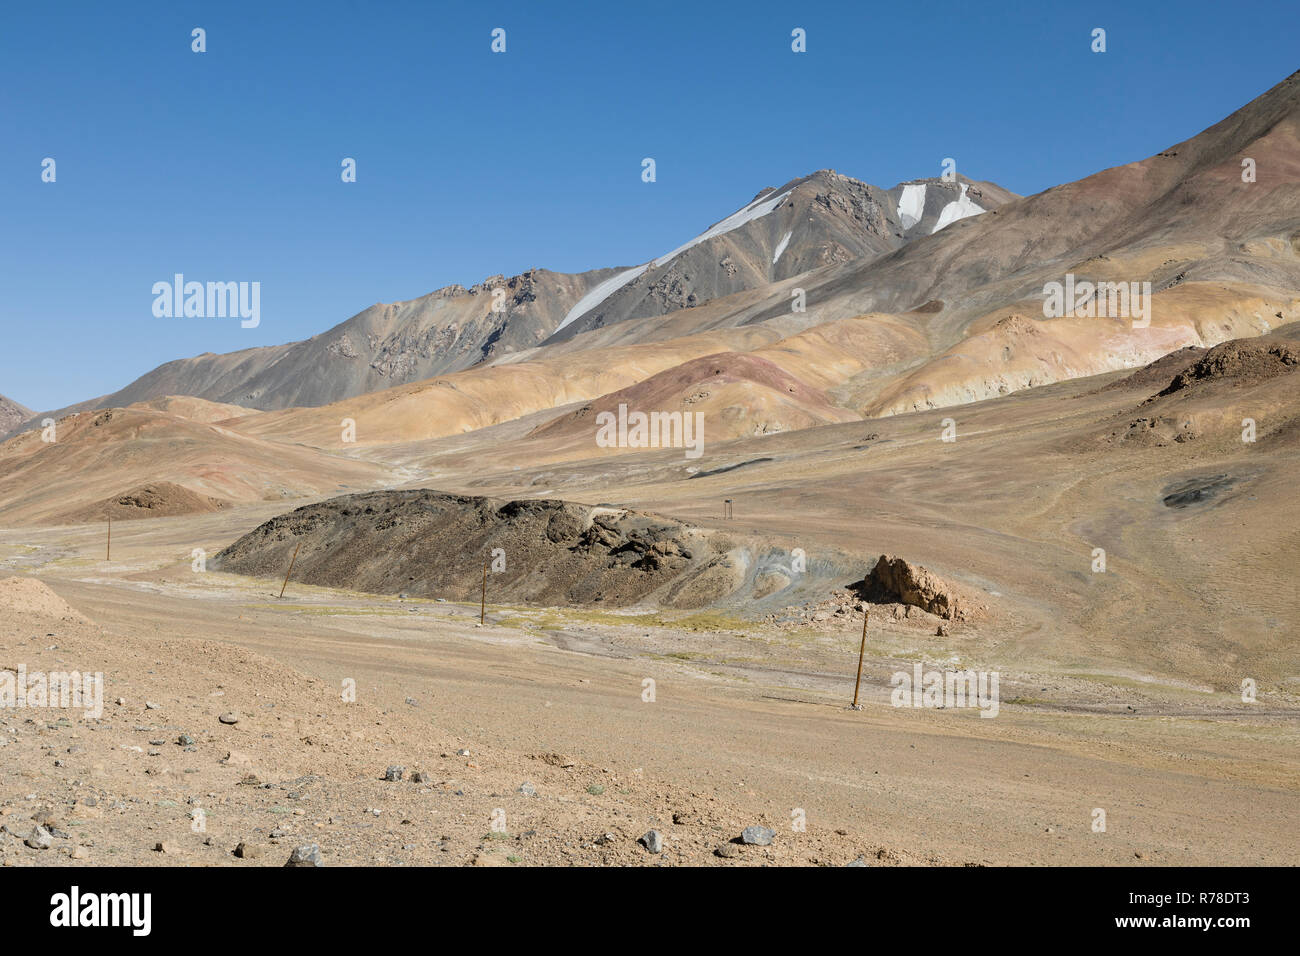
[286,844,323,867]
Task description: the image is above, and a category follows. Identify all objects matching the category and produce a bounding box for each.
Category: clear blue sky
[2,0,1296,410]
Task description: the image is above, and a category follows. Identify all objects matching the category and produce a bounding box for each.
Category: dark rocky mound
[1102,346,1205,392]
[57,482,229,524]
[212,490,753,609]
[1157,340,1300,396]
[1098,332,1300,448]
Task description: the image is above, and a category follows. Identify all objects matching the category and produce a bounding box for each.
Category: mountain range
[6,172,1017,431]
[5,70,1300,476]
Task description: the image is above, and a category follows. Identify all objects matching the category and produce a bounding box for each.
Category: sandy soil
[2,337,1298,867]
[0,496,1295,867]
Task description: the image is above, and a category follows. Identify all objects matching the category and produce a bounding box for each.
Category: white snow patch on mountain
[772,231,793,265]
[897,183,926,230]
[931,183,984,234]
[553,264,650,333]
[650,189,792,268]
[554,188,793,333]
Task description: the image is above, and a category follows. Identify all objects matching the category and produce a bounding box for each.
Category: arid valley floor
[2,347,1297,867]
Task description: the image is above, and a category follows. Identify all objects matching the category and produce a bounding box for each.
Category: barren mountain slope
[526,315,929,454]
[13,172,1016,432]
[246,71,1300,452]
[730,71,1300,342]
[225,308,938,451]
[230,323,791,447]
[14,74,1300,452]
[861,282,1300,416]
[125,395,261,424]
[13,269,624,427]
[0,393,32,434]
[546,170,1015,343]
[564,71,1300,424]
[0,406,392,526]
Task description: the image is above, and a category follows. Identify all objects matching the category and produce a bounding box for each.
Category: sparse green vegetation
[493,605,751,634]
[241,603,412,617]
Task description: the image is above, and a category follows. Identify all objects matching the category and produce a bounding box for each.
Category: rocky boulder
[864,555,968,621]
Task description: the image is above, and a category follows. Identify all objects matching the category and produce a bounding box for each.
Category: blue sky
[2,0,1296,410]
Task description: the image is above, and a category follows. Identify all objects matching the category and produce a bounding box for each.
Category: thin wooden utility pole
[480,560,487,625]
[106,516,111,561]
[850,608,869,710]
[279,541,302,599]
